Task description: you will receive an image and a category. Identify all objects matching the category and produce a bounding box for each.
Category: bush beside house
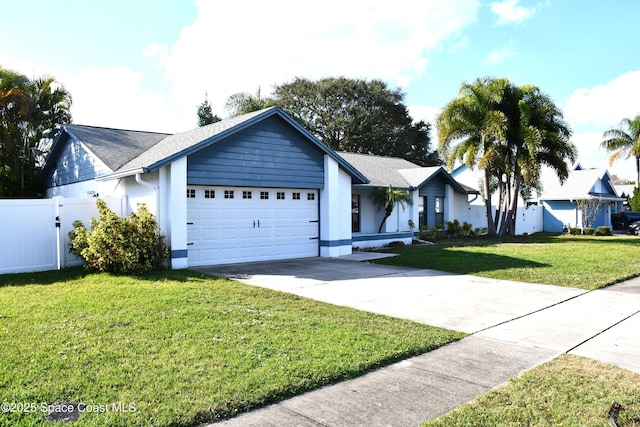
[69,199,169,275]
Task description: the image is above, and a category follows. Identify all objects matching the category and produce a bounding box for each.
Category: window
[418,197,426,228]
[435,196,444,226]
[351,194,360,233]
[186,189,196,198]
[277,192,285,200]
[205,190,215,199]
[307,192,315,201]
[292,192,301,200]
[243,191,252,199]
[260,191,269,200]
[224,190,234,199]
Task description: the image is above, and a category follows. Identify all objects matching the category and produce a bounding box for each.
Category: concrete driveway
[195,255,585,334]
[198,255,640,427]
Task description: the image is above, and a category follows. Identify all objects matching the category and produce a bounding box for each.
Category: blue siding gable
[187,116,325,188]
[418,177,445,198]
[44,134,112,187]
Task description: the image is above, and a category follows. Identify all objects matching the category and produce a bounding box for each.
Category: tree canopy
[272,77,441,167]
[437,77,575,236]
[0,66,72,197]
[196,92,221,127]
[225,87,273,117]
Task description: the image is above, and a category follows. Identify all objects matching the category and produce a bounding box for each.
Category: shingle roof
[337,152,419,188]
[62,124,170,171]
[614,184,636,198]
[397,167,444,188]
[539,168,623,201]
[115,108,269,174]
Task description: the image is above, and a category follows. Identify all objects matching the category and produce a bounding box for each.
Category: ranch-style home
[39,107,477,268]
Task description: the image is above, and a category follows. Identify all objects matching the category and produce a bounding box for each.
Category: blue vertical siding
[44,134,112,187]
[187,116,325,188]
[419,178,445,227]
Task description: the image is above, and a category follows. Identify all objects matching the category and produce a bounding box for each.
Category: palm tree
[436,77,509,235]
[601,115,640,184]
[497,84,575,235]
[369,184,413,233]
[0,68,72,195]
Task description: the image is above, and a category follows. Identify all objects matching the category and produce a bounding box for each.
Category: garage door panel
[187,186,319,266]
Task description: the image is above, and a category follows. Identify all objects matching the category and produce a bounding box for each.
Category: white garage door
[187,186,319,266]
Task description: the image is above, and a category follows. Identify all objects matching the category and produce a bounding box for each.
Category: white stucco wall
[355,188,416,235]
[320,155,353,257]
[45,179,120,200]
[166,159,188,269]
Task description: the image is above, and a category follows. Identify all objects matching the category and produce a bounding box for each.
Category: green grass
[423,354,640,427]
[376,233,640,289]
[0,269,465,426]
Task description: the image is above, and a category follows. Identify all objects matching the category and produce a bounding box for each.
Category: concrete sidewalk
[198,256,640,427]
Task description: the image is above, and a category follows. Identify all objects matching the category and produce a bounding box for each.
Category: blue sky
[3,0,640,179]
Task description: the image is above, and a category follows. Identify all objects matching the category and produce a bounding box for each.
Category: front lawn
[376,234,640,289]
[423,354,640,426]
[0,269,464,426]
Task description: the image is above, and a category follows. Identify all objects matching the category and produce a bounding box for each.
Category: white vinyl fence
[466,203,543,235]
[0,197,125,275]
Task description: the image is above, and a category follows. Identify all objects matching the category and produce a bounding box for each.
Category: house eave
[95,168,147,181]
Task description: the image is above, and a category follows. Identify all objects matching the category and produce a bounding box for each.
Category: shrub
[446,219,462,237]
[595,226,612,236]
[569,227,582,235]
[419,225,447,241]
[459,221,476,238]
[583,227,595,235]
[446,219,476,238]
[69,199,169,275]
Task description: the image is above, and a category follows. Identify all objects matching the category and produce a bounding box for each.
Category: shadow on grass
[377,246,549,274]
[0,267,90,288]
[0,267,217,288]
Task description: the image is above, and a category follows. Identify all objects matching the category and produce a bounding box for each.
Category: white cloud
[152,0,480,121]
[490,0,536,25]
[64,67,182,133]
[570,131,637,181]
[564,70,640,129]
[486,39,518,64]
[4,1,481,134]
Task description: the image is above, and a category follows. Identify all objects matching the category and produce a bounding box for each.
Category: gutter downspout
[135,173,159,224]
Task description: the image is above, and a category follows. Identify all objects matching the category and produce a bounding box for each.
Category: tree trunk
[378,212,391,233]
[499,178,519,236]
[483,168,497,235]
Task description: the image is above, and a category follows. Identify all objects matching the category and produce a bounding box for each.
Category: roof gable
[60,124,169,171]
[107,107,368,184]
[539,168,622,201]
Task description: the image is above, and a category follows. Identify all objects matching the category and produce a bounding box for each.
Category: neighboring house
[613,184,636,213]
[452,164,623,234]
[40,107,368,268]
[538,166,624,232]
[338,152,479,248]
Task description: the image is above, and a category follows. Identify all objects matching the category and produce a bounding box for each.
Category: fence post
[53,196,63,270]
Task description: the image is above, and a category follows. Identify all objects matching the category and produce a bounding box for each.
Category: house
[538,166,624,232]
[40,107,481,267]
[452,164,624,233]
[613,184,636,213]
[338,152,479,248]
[41,107,368,268]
